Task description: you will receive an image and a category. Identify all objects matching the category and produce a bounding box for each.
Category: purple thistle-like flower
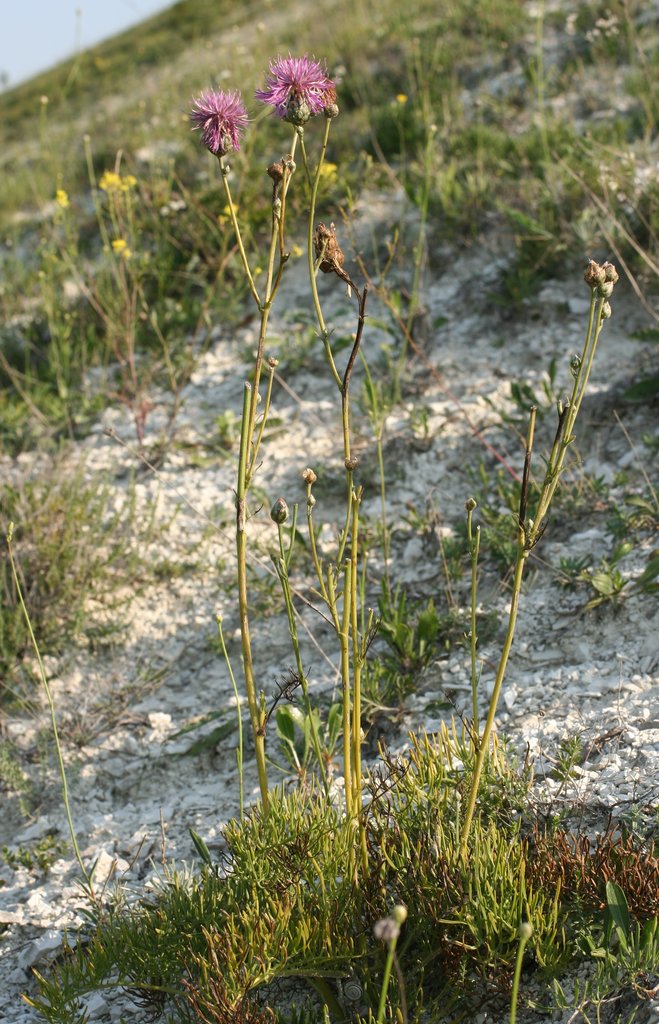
[256,55,335,125]
[190,89,248,156]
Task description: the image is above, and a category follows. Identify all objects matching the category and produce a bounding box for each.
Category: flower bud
[600,301,612,320]
[270,497,289,524]
[323,86,339,118]
[391,905,408,926]
[597,280,614,298]
[302,467,317,485]
[285,89,312,125]
[345,455,359,471]
[519,921,533,941]
[570,354,581,378]
[268,356,280,369]
[465,497,477,512]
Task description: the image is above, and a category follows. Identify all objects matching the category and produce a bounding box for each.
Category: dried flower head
[584,259,607,289]
[302,468,317,485]
[256,56,335,125]
[267,161,284,184]
[602,261,619,284]
[190,89,248,156]
[314,222,345,273]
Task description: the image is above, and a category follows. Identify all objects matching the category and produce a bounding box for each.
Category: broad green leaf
[605,880,631,940]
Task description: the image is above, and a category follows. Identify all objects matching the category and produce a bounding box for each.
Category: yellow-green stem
[217,616,244,820]
[236,383,269,808]
[460,539,528,857]
[335,561,353,819]
[532,292,604,534]
[466,504,481,733]
[510,925,533,1024]
[219,159,260,308]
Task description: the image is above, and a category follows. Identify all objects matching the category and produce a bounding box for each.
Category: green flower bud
[270,497,289,524]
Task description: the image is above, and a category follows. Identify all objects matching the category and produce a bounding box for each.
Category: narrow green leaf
[189,828,212,866]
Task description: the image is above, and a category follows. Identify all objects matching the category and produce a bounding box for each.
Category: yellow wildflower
[55,189,70,209]
[100,171,121,192]
[217,203,237,226]
[99,170,138,193]
[291,244,304,258]
[396,93,408,104]
[318,162,338,184]
[111,238,132,259]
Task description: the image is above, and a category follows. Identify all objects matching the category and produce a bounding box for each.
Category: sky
[1,0,176,88]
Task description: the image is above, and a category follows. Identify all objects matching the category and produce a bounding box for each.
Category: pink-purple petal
[256,55,334,121]
[190,89,248,156]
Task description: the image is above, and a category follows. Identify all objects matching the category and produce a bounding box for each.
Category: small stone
[18,928,62,969]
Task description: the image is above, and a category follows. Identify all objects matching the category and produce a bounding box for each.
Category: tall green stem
[217,616,244,820]
[466,500,481,733]
[459,537,528,857]
[460,283,611,855]
[235,383,269,808]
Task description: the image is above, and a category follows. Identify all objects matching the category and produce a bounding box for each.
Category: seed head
[256,55,335,125]
[190,89,248,156]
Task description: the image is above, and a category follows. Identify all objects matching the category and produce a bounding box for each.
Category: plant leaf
[189,828,212,866]
[605,880,631,940]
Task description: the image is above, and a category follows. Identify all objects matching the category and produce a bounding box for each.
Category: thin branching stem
[6,524,94,898]
[274,522,330,797]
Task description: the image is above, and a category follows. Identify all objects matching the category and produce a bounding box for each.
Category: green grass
[0,460,159,704]
[25,731,659,1023]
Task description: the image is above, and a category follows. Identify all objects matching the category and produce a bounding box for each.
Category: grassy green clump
[0,461,157,703]
[26,728,658,1023]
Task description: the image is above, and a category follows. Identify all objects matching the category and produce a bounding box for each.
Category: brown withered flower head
[314,222,345,274]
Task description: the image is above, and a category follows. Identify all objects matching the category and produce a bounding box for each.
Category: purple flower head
[190,89,248,156]
[256,55,335,125]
